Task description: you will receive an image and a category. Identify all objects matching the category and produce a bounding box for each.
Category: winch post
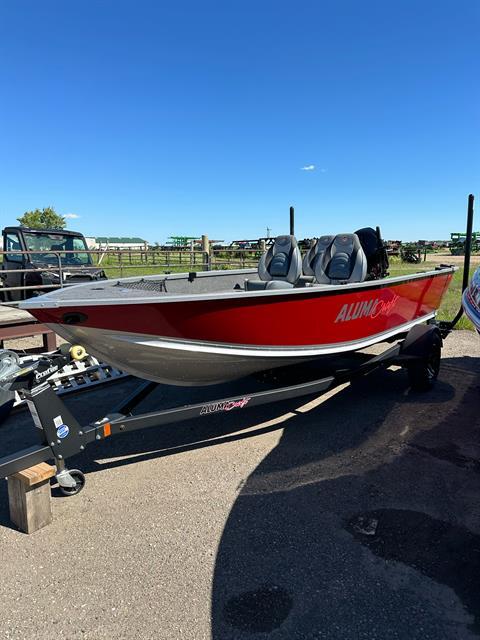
[24,384,86,460]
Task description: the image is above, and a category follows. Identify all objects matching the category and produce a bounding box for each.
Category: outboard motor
[354,227,389,280]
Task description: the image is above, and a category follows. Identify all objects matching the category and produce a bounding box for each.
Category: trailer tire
[59,469,86,496]
[407,332,441,391]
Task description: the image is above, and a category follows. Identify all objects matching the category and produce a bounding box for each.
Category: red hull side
[30,273,452,347]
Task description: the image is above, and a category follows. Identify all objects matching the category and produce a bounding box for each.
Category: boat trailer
[0,320,448,495]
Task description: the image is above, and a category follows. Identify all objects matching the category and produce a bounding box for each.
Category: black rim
[60,471,85,495]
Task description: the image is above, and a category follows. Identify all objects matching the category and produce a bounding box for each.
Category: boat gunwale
[20,266,457,310]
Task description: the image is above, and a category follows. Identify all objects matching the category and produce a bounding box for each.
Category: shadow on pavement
[210,357,480,639]
[0,354,479,638]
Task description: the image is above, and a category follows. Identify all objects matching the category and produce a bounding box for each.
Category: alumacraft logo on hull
[335,294,400,323]
[200,397,251,415]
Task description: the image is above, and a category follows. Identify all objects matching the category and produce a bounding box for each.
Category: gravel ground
[424,253,480,266]
[0,331,479,639]
[0,306,59,351]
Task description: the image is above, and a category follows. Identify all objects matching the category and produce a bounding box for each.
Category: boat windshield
[23,233,92,265]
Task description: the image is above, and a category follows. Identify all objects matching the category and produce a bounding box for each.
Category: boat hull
[45,314,436,385]
[25,269,454,385]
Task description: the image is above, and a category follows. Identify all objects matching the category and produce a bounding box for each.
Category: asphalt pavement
[0,331,480,639]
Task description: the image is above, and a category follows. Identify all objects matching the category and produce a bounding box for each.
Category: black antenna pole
[290,206,295,235]
[462,194,475,292]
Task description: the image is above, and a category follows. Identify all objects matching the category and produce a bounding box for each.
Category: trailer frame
[0,329,441,493]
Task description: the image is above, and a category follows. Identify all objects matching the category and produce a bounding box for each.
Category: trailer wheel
[59,469,86,496]
[407,333,441,391]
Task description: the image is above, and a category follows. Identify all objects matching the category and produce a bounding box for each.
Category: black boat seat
[245,235,302,290]
[303,235,335,277]
[313,233,367,284]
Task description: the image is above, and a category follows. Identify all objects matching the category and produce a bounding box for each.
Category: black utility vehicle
[1,227,107,301]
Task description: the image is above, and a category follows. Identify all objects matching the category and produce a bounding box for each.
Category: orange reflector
[103,423,111,437]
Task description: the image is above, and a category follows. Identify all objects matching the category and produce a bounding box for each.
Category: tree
[17,206,66,229]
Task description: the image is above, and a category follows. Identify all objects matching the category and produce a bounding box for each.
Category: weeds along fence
[96,247,264,274]
[0,247,264,303]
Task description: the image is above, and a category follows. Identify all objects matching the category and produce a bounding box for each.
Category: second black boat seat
[303,235,335,277]
[308,233,367,285]
[245,235,303,290]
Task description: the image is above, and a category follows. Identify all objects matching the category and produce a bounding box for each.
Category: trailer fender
[397,324,442,361]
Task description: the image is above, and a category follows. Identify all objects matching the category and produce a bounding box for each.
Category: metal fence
[0,247,264,304]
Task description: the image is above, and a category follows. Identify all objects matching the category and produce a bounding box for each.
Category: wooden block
[8,463,55,533]
[12,463,55,487]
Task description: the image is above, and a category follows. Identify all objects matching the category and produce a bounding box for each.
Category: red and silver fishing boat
[20,226,455,385]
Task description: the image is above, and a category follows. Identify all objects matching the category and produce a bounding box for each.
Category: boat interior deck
[20,264,453,307]
[24,269,258,303]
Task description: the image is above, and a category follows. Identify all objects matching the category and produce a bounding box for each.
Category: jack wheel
[407,334,441,391]
[59,469,86,496]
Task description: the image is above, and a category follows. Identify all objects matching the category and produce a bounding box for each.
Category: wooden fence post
[202,235,210,271]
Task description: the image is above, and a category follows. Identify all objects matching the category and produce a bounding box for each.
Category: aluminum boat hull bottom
[21,266,455,385]
[42,324,309,385]
[46,313,434,385]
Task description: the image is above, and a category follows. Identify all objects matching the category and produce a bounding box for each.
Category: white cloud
[300,164,315,171]
[64,213,80,219]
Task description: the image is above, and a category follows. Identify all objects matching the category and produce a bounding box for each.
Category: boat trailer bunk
[0,321,446,495]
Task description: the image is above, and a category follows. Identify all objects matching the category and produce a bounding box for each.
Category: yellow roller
[69,345,88,361]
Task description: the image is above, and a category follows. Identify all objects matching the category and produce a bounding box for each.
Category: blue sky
[0,0,478,242]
